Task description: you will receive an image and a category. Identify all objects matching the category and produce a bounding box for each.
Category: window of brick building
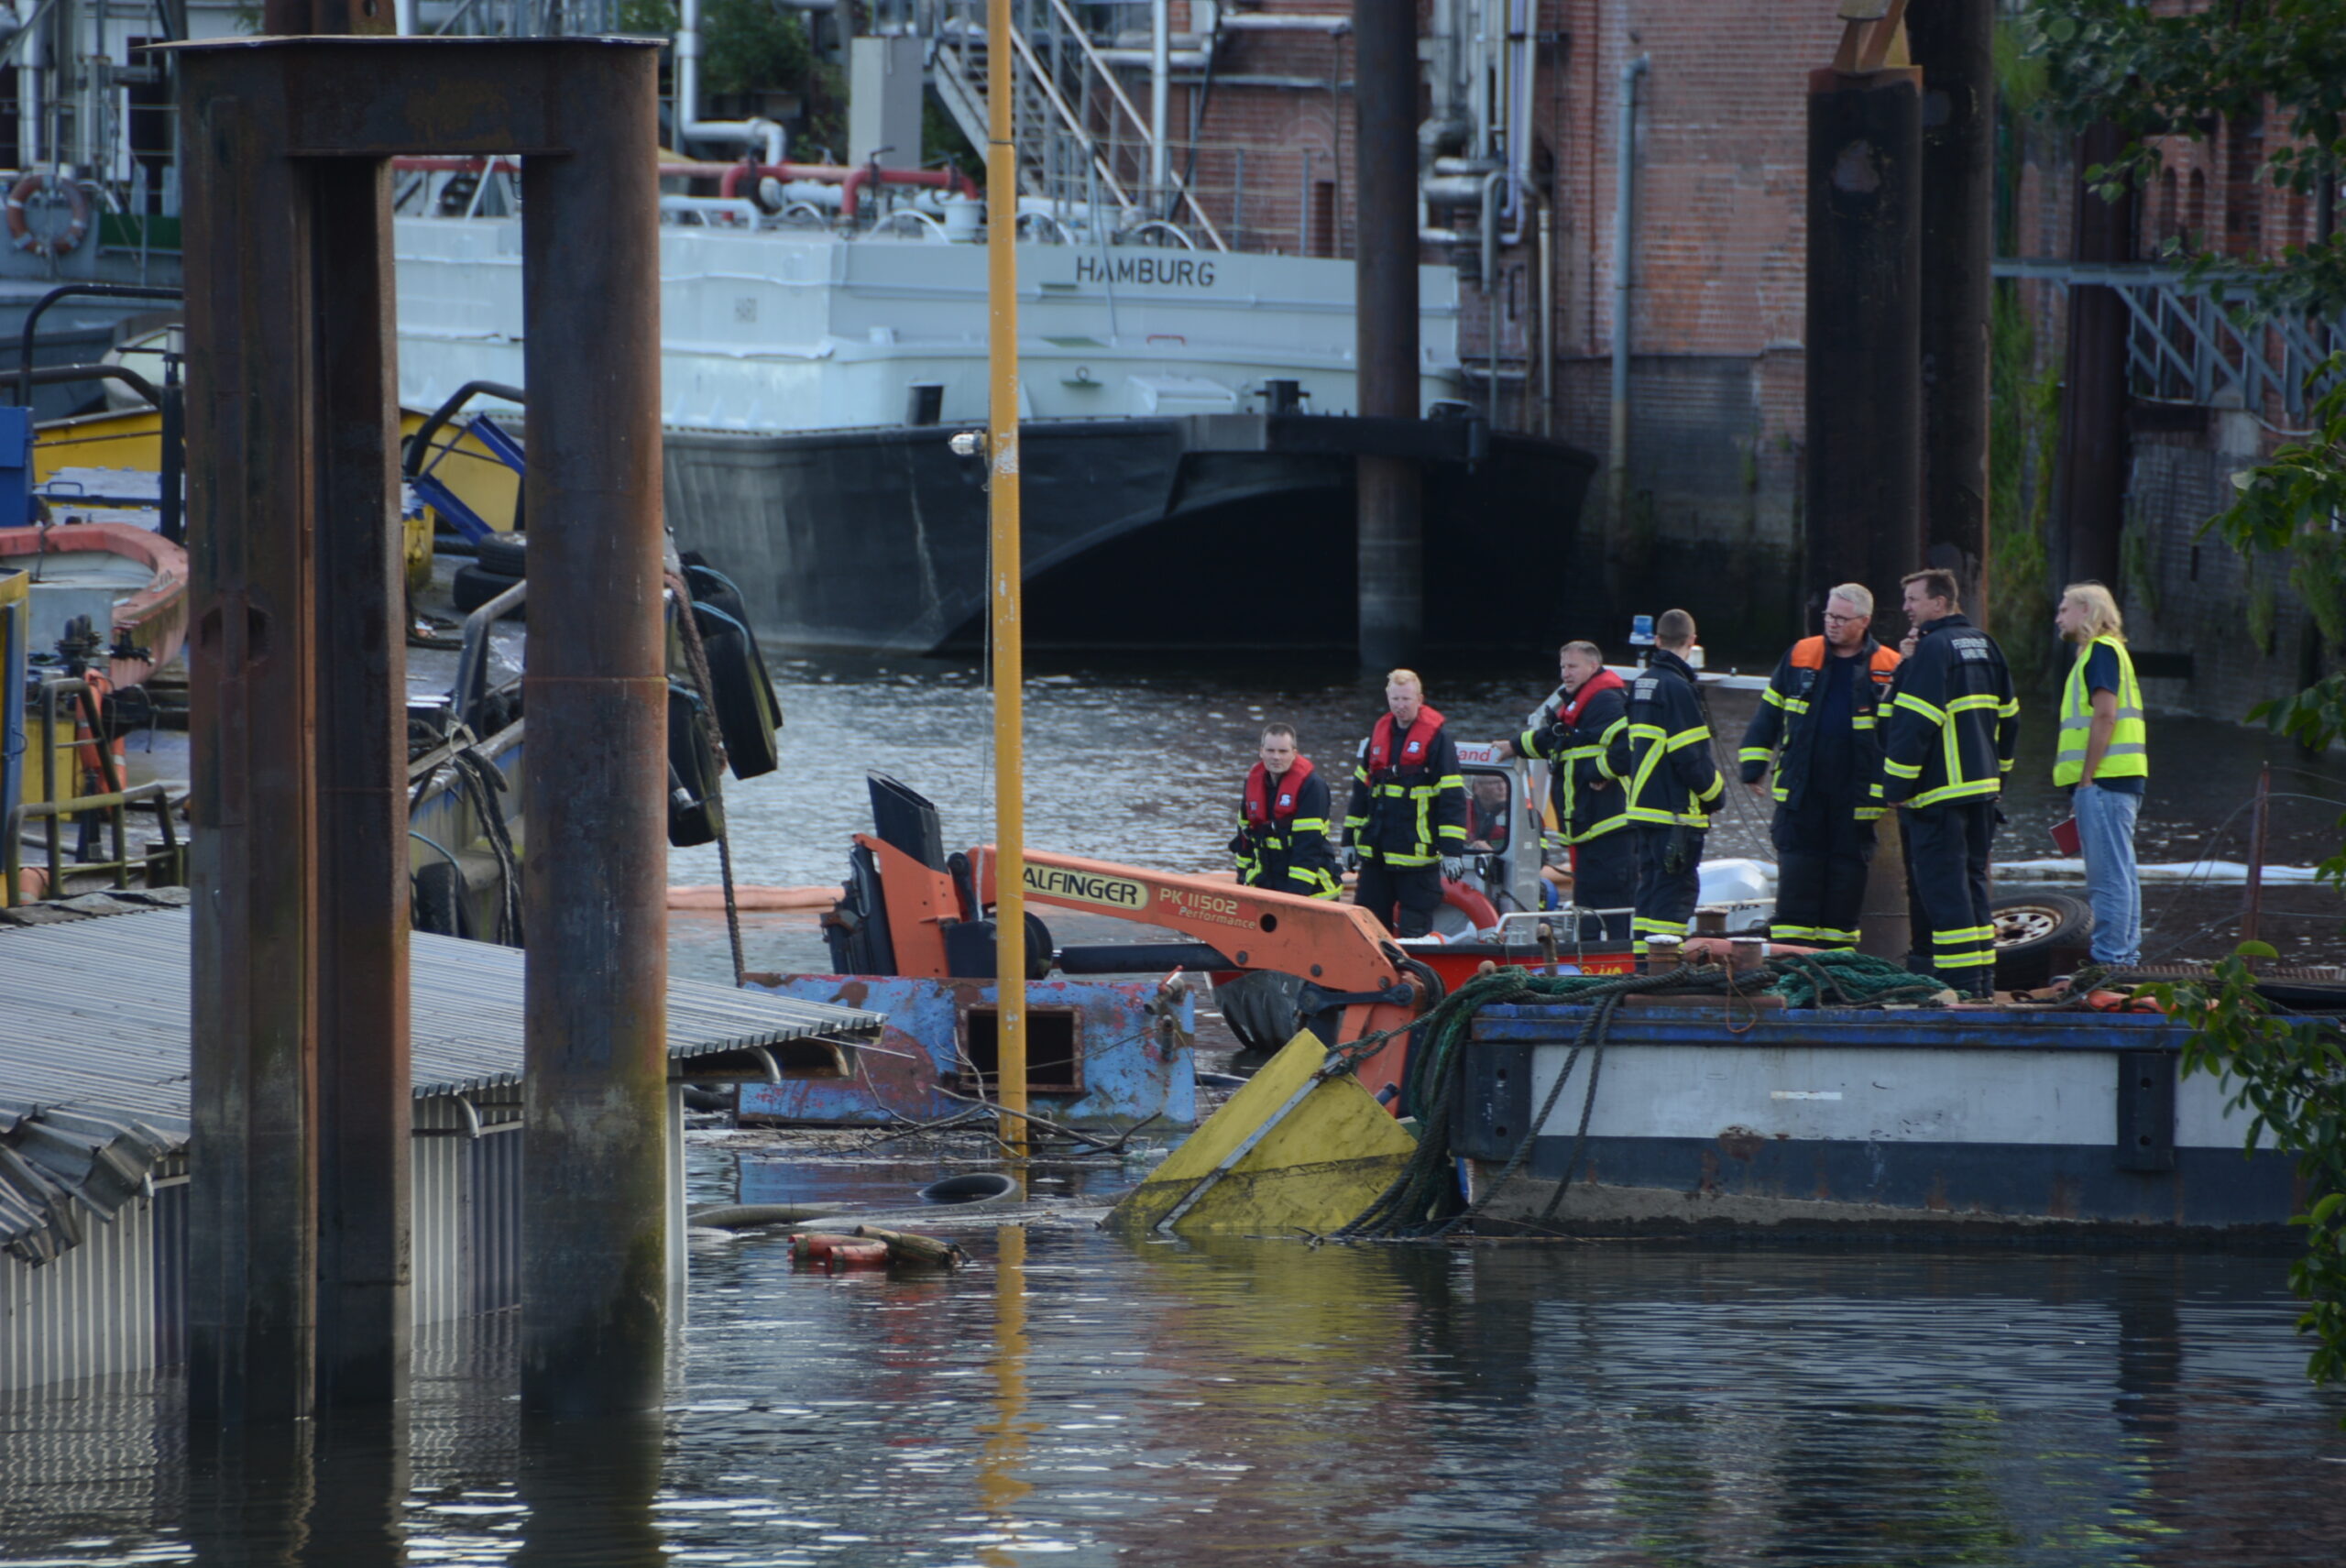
[2188,168,2209,249]
[1310,181,1334,259]
[2225,111,2264,256]
[2160,169,2178,246]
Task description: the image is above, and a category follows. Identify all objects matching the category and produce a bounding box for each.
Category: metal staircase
[918,0,1228,249]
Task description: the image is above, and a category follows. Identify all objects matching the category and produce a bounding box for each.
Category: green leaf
[2046,16,2077,44]
[2236,940,2281,960]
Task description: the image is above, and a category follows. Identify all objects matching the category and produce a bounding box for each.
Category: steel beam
[182,63,322,1428]
[1911,0,1993,621]
[1352,0,1421,669]
[517,51,672,1419]
[1805,64,1924,631]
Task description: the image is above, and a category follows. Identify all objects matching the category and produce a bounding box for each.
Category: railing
[3,676,181,906]
[1994,257,2346,420]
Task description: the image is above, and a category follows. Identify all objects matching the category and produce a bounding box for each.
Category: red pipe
[715,160,857,202]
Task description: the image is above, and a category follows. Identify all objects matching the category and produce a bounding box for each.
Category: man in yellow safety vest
[2054,581,2149,970]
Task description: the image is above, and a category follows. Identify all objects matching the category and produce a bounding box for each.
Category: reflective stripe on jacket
[1608,647,1723,828]
[1738,635,1902,819]
[1517,668,1631,844]
[1345,707,1468,866]
[1877,614,2019,810]
[1233,760,1339,897]
[2053,635,2148,787]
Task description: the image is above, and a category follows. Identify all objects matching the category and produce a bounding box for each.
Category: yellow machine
[33,404,521,594]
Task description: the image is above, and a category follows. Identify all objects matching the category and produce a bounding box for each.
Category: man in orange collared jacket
[1738,583,1902,949]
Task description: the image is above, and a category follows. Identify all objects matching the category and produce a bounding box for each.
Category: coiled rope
[1335,950,1950,1241]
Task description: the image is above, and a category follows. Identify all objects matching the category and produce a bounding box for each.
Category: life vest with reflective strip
[1366,706,1445,781]
[2055,636,2148,787]
[1242,754,1316,827]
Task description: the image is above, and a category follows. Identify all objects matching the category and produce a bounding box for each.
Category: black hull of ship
[663,413,1598,656]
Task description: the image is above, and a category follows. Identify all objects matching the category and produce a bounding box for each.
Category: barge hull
[1454,1006,2302,1240]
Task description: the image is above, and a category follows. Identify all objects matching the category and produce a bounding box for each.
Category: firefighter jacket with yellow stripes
[1738,635,1902,819]
[1606,647,1724,828]
[1516,668,1631,844]
[1877,613,2020,809]
[1344,707,1469,867]
[2053,636,2148,788]
[1231,758,1341,898]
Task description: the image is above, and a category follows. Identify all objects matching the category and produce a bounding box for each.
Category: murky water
[664,655,2346,978]
[4,1146,2343,1566]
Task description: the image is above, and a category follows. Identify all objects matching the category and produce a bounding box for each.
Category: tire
[452,561,525,617]
[475,531,528,578]
[1992,891,2095,991]
[692,602,782,779]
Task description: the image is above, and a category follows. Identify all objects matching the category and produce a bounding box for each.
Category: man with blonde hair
[1343,669,1468,937]
[2055,581,2147,969]
[1739,583,1902,948]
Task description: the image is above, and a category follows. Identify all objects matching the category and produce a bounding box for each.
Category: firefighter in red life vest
[1494,640,1634,941]
[1342,669,1469,938]
[1230,722,1340,899]
[1738,582,1903,948]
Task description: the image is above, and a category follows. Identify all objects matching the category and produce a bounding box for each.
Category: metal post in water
[519,44,672,1416]
[1353,0,1421,669]
[1910,0,1994,620]
[1806,15,1923,625]
[987,0,1030,1151]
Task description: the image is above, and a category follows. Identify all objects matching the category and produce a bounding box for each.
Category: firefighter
[1343,669,1468,938]
[2054,581,2148,969]
[1738,583,1902,948]
[1494,640,1633,941]
[1231,722,1340,900]
[1608,609,1722,957]
[1878,568,2020,996]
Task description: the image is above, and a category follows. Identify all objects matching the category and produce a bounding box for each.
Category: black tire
[475,531,527,577]
[452,561,525,617]
[692,603,782,779]
[666,681,722,848]
[1992,891,2095,991]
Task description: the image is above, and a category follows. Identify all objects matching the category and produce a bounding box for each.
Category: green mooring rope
[1333,950,1948,1242]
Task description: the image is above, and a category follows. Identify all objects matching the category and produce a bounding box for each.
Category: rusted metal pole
[310,156,411,1410]
[519,46,672,1418]
[181,61,321,1428]
[1353,0,1421,669]
[2053,120,2135,591]
[1806,47,1923,629]
[1911,0,1993,622]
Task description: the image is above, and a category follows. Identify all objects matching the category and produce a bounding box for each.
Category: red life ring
[6,171,90,258]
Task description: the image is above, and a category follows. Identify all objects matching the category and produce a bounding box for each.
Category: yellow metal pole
[986,0,1028,1156]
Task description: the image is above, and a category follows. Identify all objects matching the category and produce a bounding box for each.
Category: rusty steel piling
[2054,120,2136,592]
[1911,0,1993,620]
[1805,13,1924,629]
[178,34,669,1426]
[1353,0,1422,669]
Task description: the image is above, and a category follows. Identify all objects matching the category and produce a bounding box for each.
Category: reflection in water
[5,1155,2345,1566]
[976,1226,1032,1568]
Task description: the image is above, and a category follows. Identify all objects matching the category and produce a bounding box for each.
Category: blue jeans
[2075,784,2143,967]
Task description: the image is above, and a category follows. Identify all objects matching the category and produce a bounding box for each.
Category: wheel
[475,531,527,577]
[451,561,524,616]
[1992,891,2095,991]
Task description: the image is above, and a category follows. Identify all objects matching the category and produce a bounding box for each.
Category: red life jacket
[1558,667,1627,727]
[1242,754,1316,827]
[1366,705,1445,780]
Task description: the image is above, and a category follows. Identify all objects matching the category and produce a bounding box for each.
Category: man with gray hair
[1738,584,1903,948]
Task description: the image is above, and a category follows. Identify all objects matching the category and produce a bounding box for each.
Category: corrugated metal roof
[0,907,883,1264]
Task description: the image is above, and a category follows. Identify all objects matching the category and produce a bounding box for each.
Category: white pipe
[1609,54,1650,526]
[1149,0,1171,212]
[394,0,416,34]
[1220,13,1348,31]
[659,194,761,226]
[674,0,787,162]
